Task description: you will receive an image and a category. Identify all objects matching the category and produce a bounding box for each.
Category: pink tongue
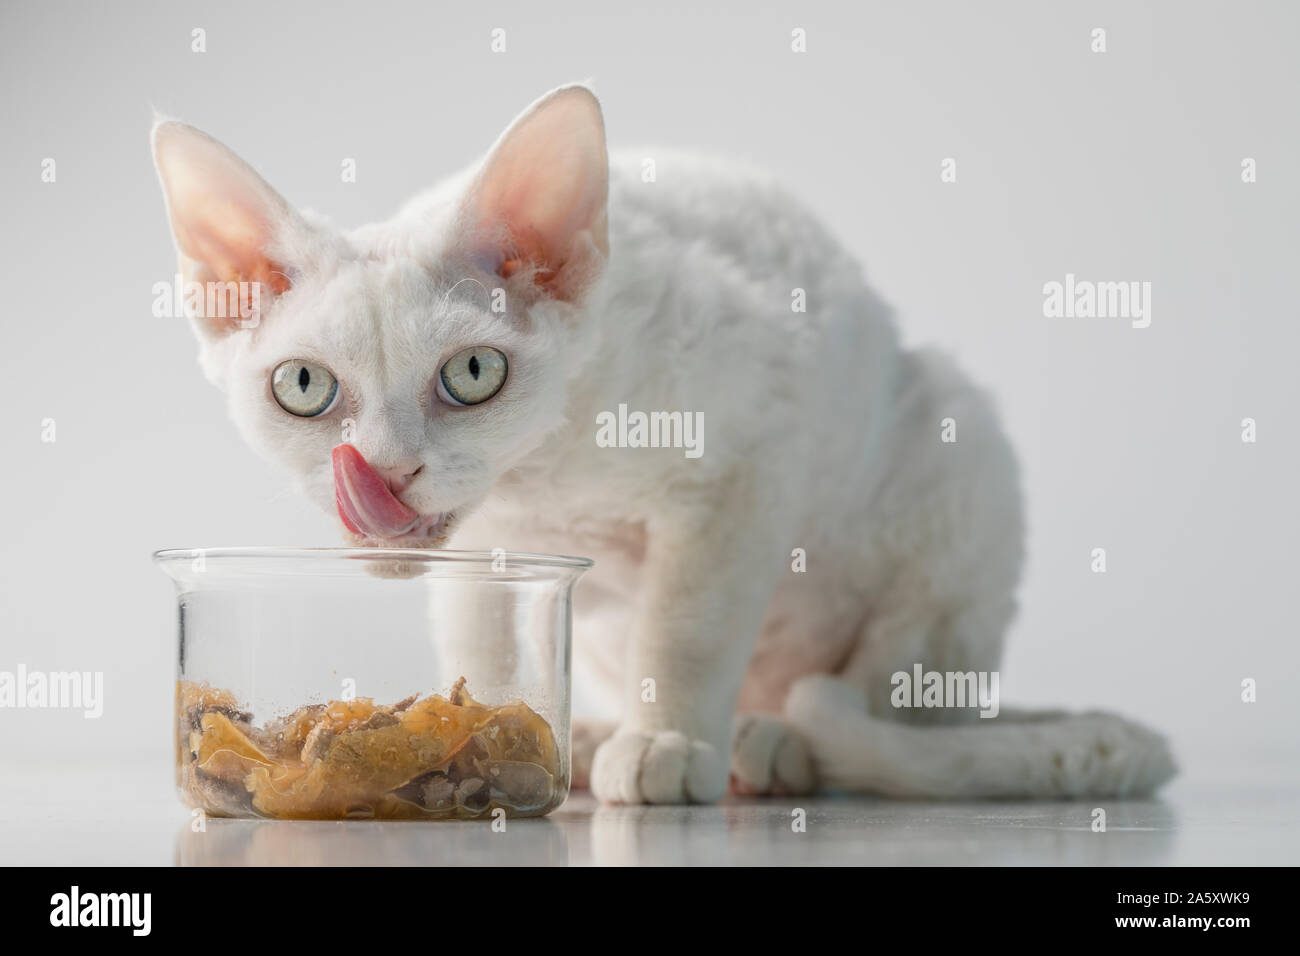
[332,443,419,538]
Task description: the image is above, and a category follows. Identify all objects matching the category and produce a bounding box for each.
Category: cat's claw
[590,730,728,804]
[730,713,816,796]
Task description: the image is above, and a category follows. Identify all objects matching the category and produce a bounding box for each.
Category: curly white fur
[152,84,1177,805]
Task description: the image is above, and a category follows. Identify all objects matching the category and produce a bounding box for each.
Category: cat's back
[606,148,863,300]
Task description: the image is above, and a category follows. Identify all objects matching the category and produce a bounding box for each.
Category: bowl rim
[152,546,594,571]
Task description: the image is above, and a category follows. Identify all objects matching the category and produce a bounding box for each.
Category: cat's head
[151,85,609,546]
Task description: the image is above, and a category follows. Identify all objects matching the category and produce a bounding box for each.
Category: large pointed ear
[460,85,609,303]
[151,120,302,336]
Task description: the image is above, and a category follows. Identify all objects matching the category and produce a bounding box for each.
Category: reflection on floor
[5,765,1297,866]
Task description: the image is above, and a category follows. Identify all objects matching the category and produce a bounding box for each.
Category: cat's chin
[340,512,455,550]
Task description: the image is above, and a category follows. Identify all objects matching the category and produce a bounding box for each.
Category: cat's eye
[438,346,508,406]
[271,359,339,417]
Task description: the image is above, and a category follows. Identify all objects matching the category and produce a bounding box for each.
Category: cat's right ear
[151,120,302,338]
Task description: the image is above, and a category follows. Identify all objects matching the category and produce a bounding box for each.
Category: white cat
[152,84,1176,804]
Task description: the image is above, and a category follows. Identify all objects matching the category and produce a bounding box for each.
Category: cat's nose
[377,462,424,496]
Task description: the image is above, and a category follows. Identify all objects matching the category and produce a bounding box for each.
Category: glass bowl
[154,547,590,821]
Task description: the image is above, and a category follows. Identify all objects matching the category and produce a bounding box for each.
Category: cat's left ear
[460,85,609,303]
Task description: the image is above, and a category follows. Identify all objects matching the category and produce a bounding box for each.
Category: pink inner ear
[468,87,609,297]
[154,122,293,295]
[175,190,291,295]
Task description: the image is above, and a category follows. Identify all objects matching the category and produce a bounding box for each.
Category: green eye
[439,346,507,406]
[271,359,339,417]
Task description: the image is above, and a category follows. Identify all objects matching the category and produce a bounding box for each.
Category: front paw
[731,713,816,796]
[590,729,728,805]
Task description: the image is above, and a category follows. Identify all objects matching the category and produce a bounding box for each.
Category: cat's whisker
[436,276,490,312]
[264,484,298,505]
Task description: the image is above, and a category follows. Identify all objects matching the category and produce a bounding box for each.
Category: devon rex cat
[152,84,1176,804]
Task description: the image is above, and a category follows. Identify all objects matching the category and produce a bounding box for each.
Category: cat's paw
[570,717,617,790]
[730,713,816,796]
[590,729,728,804]
[1053,712,1179,798]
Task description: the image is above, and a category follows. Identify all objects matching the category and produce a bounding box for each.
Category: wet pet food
[177,677,561,819]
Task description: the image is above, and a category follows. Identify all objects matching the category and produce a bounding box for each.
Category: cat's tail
[784,675,1177,798]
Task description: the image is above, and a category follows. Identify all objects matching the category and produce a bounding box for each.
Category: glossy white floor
[4,758,1296,866]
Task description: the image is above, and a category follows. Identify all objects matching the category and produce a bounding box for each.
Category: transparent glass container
[154,548,590,821]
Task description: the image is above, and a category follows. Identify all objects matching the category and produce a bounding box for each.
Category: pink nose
[375,462,423,495]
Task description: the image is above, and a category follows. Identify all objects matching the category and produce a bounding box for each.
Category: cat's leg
[429,581,625,791]
[730,713,815,795]
[785,598,1177,797]
[571,717,617,789]
[782,597,1003,794]
[424,577,521,693]
[787,672,1176,797]
[590,492,792,805]
[567,582,632,789]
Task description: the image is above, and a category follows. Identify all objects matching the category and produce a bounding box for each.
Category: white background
[1,0,1296,785]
